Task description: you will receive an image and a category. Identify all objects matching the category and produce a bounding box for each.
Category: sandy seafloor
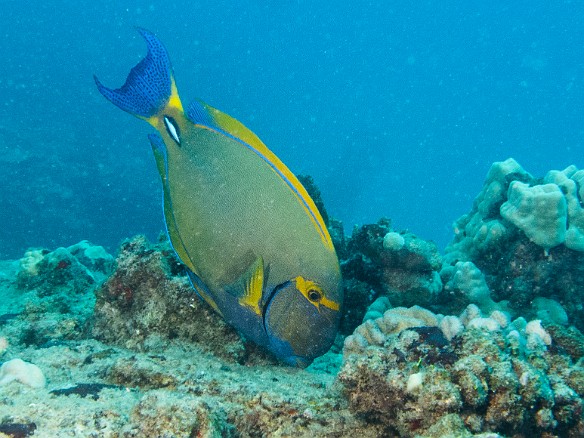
[0,337,347,437]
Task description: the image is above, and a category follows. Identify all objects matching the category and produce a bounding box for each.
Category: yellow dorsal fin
[209,106,265,153]
[211,108,334,250]
[238,256,265,316]
[186,100,335,252]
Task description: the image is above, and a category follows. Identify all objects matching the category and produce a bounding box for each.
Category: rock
[339,303,584,437]
[340,219,442,334]
[91,235,276,365]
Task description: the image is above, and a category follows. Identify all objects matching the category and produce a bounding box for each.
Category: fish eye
[307,289,322,302]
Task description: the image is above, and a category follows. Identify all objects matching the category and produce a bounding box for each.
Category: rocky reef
[340,304,584,437]
[1,158,584,436]
[0,236,378,437]
[441,158,584,331]
[338,218,443,335]
[90,235,272,365]
[1,240,114,346]
[334,159,584,437]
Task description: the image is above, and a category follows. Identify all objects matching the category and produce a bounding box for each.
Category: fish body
[95,29,342,367]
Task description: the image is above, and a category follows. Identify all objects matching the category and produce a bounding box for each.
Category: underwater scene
[1,1,583,437]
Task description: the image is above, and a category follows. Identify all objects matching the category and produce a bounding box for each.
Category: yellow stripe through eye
[295,277,340,312]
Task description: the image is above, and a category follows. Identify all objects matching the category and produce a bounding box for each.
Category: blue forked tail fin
[94,28,174,119]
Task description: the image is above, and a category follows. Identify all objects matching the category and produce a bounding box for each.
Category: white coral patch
[383,232,405,251]
[0,358,46,388]
[406,372,424,393]
[525,320,552,346]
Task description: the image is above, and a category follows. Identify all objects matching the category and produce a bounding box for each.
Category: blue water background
[1,1,583,259]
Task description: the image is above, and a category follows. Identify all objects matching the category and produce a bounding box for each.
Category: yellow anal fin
[238,256,265,316]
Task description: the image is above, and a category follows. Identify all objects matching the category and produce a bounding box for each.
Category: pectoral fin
[237,256,265,316]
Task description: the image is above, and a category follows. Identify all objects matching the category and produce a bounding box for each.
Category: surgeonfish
[94,29,342,367]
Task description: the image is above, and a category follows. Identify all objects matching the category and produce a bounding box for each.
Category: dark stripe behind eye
[164,116,181,145]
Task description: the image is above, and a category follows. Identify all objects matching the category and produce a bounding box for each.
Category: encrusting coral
[438,261,504,315]
[447,158,530,260]
[446,158,584,258]
[545,165,584,251]
[500,181,567,251]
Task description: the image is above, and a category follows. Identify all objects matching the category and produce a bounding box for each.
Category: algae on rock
[91,235,277,365]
